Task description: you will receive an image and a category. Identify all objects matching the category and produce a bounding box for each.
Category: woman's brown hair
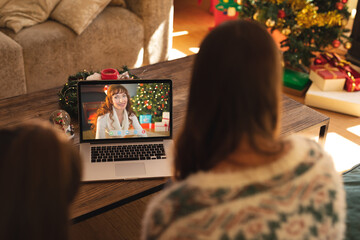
[93,84,135,131]
[0,121,82,240]
[174,20,283,180]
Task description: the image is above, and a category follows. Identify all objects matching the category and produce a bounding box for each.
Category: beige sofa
[0,0,173,99]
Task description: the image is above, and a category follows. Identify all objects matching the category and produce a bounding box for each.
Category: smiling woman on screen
[93,84,145,139]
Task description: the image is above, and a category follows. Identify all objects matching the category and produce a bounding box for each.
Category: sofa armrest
[125,0,173,65]
[0,31,26,99]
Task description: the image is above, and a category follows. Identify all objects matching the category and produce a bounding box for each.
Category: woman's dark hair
[0,121,82,240]
[174,20,283,180]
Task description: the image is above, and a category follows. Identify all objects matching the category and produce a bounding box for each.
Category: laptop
[78,79,173,181]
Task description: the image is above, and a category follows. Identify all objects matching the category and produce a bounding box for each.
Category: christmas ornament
[49,110,74,138]
[332,39,341,48]
[265,19,276,28]
[277,9,286,19]
[344,41,352,49]
[341,0,348,3]
[336,2,344,10]
[281,28,292,36]
[253,11,259,20]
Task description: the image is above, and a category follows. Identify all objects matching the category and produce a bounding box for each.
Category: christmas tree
[214,0,352,70]
[131,83,171,123]
[237,0,352,70]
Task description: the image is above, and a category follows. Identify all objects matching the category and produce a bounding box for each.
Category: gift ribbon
[314,53,360,92]
[311,64,345,79]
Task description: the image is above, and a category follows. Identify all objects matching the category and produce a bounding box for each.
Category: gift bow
[311,64,345,79]
[314,53,360,92]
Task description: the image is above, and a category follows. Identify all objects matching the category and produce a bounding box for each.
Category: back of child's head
[175,20,283,179]
[0,120,82,240]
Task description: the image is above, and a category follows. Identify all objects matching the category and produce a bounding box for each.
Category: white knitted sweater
[142,135,346,240]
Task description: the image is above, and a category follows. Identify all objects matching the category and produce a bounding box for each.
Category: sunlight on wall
[322,132,360,173]
[189,47,200,53]
[172,31,189,37]
[351,9,357,18]
[168,48,187,60]
[347,125,360,137]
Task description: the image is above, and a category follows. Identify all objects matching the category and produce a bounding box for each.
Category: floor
[69,1,360,239]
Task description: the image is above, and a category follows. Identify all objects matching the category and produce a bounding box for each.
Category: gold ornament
[281,28,292,36]
[344,41,352,49]
[342,17,348,27]
[293,29,301,36]
[266,19,276,28]
[253,12,259,20]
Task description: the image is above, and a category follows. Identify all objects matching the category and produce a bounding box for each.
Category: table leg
[318,124,329,147]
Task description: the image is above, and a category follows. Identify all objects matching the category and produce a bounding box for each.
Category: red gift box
[314,53,360,92]
[140,123,153,129]
[309,64,347,91]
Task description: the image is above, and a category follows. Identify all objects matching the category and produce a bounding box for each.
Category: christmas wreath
[58,66,138,117]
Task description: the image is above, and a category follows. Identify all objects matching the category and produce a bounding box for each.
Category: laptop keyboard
[91,144,166,163]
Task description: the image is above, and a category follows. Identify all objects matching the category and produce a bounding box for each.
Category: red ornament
[341,0,348,3]
[314,58,323,65]
[332,39,341,48]
[140,84,143,86]
[161,96,164,98]
[147,105,152,109]
[277,9,286,19]
[336,2,344,10]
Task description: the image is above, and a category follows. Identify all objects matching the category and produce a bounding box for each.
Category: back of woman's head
[175,20,283,180]
[0,120,82,240]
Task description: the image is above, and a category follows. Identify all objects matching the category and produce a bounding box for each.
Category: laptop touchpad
[115,162,146,177]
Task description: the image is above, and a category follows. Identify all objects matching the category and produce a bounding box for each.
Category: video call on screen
[80,82,171,140]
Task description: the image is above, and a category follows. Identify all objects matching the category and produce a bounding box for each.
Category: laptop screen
[78,79,172,143]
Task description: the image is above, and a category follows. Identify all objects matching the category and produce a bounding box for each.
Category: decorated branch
[58,66,138,117]
[215,0,352,70]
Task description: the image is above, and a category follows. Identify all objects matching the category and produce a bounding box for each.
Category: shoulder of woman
[98,112,110,120]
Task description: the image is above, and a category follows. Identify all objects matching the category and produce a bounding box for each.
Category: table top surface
[0,55,329,220]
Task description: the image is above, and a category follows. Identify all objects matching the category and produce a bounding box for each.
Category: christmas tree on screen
[131,83,170,123]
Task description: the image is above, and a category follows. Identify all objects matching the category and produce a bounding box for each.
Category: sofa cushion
[0,31,26,98]
[0,0,60,33]
[50,0,111,35]
[109,0,126,7]
[12,6,144,93]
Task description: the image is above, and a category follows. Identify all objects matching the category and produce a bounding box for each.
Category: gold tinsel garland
[295,5,343,28]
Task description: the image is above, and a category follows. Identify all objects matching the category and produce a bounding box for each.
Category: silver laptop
[78,79,173,181]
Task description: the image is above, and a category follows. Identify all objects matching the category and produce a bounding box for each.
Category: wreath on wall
[58,66,138,117]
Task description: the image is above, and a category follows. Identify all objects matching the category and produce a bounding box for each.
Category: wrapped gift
[309,64,347,91]
[139,114,152,124]
[155,122,169,132]
[283,68,311,96]
[314,53,360,92]
[162,111,170,125]
[140,123,153,129]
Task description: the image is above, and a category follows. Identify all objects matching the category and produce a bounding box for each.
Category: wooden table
[0,55,329,222]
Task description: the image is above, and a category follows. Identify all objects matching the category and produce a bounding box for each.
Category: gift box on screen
[155,121,169,132]
[162,112,170,121]
[309,64,347,91]
[139,114,152,124]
